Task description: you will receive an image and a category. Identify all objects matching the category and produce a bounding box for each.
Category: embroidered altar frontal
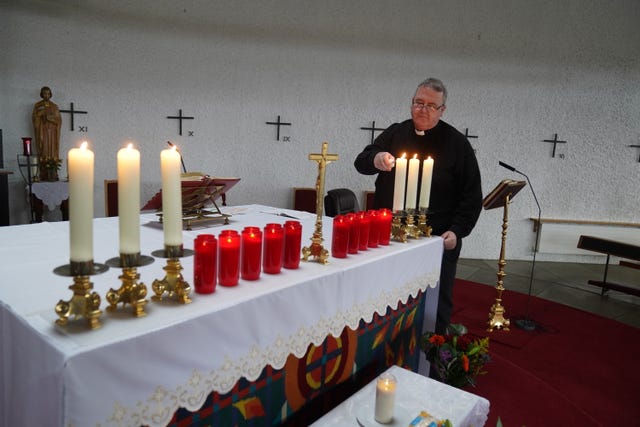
[163,292,425,427]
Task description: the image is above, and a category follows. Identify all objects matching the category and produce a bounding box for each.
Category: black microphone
[498,161,517,172]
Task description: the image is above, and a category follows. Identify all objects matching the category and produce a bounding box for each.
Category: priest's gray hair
[416,78,447,105]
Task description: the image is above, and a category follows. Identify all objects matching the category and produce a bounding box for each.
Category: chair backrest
[104,179,118,217]
[293,187,317,213]
[324,188,359,217]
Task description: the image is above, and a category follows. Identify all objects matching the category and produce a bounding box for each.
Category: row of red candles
[193,221,303,293]
[331,208,393,258]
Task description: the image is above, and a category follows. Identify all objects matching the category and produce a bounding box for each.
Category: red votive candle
[367,210,380,248]
[377,208,393,245]
[283,220,302,269]
[263,223,284,274]
[194,234,217,294]
[331,214,349,258]
[358,211,371,251]
[218,230,240,286]
[241,227,262,280]
[346,213,360,254]
[22,137,32,156]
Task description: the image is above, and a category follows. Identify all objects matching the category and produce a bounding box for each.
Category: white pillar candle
[392,153,407,212]
[374,372,397,424]
[405,154,420,210]
[419,156,434,209]
[68,141,94,262]
[160,146,183,246]
[117,143,141,254]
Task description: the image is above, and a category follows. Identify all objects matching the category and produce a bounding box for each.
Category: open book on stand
[143,172,240,229]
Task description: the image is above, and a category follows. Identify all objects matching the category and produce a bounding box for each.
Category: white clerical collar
[415,129,425,136]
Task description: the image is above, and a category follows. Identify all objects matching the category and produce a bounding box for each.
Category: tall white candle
[392,153,407,212]
[117,143,141,254]
[374,372,397,424]
[419,156,434,209]
[161,146,183,246]
[405,154,420,210]
[68,141,94,262]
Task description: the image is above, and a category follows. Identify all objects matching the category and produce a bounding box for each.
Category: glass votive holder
[263,223,284,274]
[377,208,393,245]
[194,234,217,294]
[358,211,371,251]
[283,220,302,269]
[367,210,380,248]
[241,226,262,281]
[218,229,240,287]
[374,372,397,424]
[331,214,349,258]
[346,212,360,255]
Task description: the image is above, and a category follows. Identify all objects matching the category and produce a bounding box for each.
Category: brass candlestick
[105,253,154,317]
[391,212,408,242]
[54,260,109,329]
[302,142,337,265]
[417,208,432,237]
[151,245,193,304]
[487,194,512,332]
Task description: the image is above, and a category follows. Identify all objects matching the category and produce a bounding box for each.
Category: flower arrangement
[420,324,490,389]
[38,156,62,181]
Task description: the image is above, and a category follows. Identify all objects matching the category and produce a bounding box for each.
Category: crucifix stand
[482,179,526,332]
[302,142,338,264]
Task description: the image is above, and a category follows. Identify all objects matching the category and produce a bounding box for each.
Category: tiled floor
[456,258,640,329]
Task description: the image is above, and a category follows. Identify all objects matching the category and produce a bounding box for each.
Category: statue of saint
[32,86,62,180]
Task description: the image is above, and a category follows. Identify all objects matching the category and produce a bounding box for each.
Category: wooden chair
[104,179,118,217]
[293,187,317,213]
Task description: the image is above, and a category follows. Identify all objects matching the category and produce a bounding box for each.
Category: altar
[0,205,443,426]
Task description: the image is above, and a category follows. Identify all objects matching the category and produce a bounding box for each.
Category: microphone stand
[500,162,542,331]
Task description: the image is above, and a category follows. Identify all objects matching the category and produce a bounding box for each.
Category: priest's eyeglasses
[411,102,445,112]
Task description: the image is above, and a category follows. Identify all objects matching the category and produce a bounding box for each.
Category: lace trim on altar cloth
[100,271,439,427]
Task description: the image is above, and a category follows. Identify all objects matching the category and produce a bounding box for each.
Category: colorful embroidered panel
[160,291,425,427]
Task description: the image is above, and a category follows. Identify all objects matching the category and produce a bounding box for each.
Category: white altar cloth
[311,365,489,427]
[30,180,69,210]
[0,205,443,427]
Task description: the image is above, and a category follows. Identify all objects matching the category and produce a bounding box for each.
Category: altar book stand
[482,179,526,332]
[143,173,240,230]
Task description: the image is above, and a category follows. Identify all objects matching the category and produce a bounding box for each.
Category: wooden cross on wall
[543,133,567,158]
[628,144,640,162]
[266,115,292,141]
[360,121,386,144]
[167,109,194,136]
[60,102,88,131]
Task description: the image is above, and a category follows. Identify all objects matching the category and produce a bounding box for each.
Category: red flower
[461,354,469,372]
[429,335,445,345]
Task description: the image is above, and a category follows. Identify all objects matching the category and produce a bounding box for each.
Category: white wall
[1,0,639,262]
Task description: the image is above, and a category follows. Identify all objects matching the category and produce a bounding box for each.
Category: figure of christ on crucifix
[302,142,338,264]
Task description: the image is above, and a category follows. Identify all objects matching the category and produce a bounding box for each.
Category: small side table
[0,169,12,226]
[30,181,69,222]
[311,365,490,427]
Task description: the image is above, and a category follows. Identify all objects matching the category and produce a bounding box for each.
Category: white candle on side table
[160,146,183,248]
[117,143,141,255]
[68,141,94,263]
[419,156,434,209]
[392,153,407,212]
[405,154,420,210]
[374,372,397,424]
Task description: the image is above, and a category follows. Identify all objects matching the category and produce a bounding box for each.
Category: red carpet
[451,279,640,426]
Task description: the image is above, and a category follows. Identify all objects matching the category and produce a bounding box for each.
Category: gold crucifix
[302,141,338,264]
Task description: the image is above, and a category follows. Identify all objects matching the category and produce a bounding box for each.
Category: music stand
[482,179,526,332]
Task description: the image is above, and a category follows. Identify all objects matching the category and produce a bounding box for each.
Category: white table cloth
[311,365,490,427]
[30,180,69,210]
[0,205,443,427]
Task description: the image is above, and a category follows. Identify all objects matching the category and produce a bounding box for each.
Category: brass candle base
[105,254,154,317]
[151,246,193,304]
[53,260,109,330]
[417,211,432,237]
[392,210,432,242]
[302,231,329,264]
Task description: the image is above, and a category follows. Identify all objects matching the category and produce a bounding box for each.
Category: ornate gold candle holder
[417,208,432,237]
[105,253,154,317]
[391,213,408,242]
[151,245,193,304]
[54,260,109,329]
